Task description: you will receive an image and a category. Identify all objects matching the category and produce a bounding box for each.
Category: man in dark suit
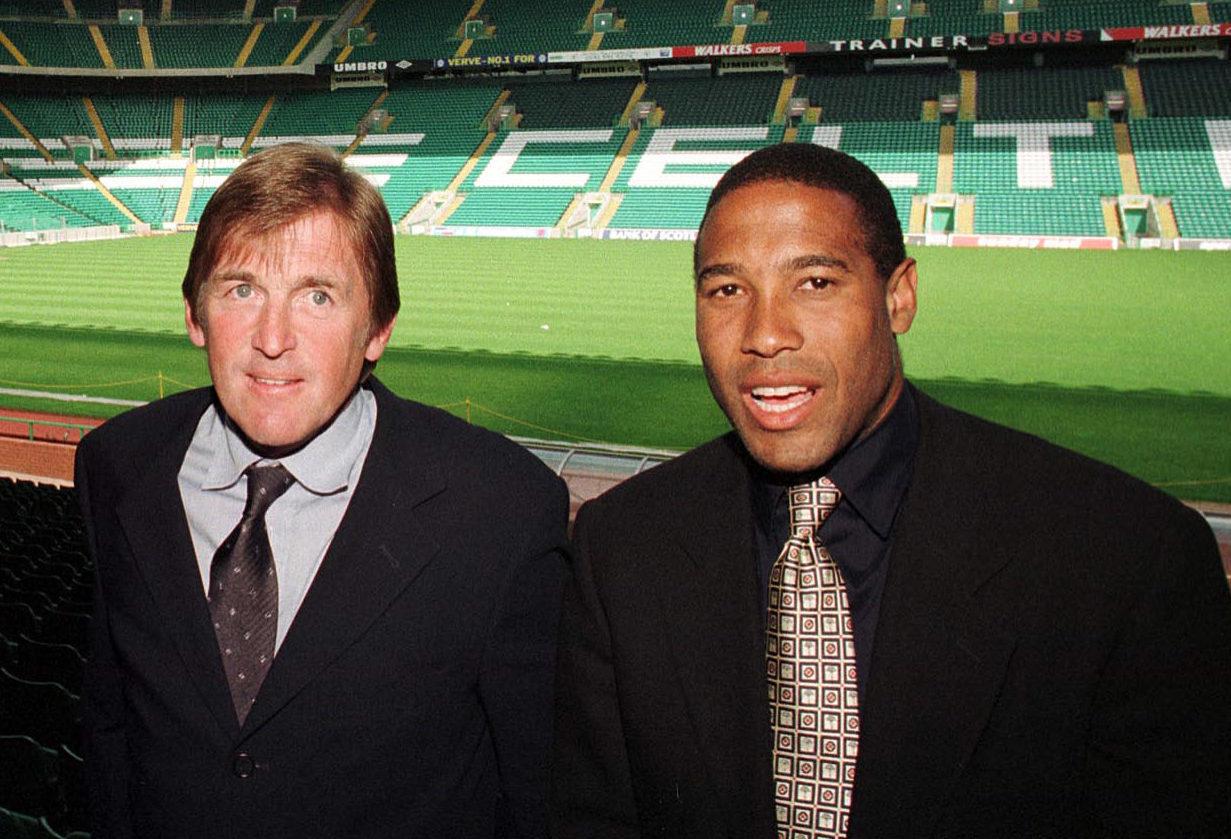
[552,143,1231,837]
[77,143,568,838]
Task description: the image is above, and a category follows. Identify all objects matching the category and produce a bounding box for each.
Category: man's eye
[309,290,330,306]
[803,277,832,291]
[233,284,253,299]
[712,283,740,297]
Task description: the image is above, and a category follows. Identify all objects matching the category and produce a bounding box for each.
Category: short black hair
[695,143,906,281]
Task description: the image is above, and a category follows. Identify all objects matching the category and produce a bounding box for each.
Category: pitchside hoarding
[336,21,1231,78]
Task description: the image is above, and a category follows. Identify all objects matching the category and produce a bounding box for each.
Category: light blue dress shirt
[177,387,377,652]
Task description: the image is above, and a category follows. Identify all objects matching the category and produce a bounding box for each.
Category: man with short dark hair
[552,143,1231,838]
[78,143,567,838]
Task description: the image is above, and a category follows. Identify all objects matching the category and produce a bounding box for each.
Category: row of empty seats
[0,477,90,837]
[2,66,1229,237]
[0,18,325,70]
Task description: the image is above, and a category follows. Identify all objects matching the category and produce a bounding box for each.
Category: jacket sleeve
[1081,506,1231,836]
[477,471,570,839]
[76,441,136,839]
[550,500,642,838]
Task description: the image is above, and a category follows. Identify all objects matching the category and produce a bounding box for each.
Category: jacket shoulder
[76,387,210,476]
[370,380,565,501]
[577,434,746,525]
[913,388,1202,530]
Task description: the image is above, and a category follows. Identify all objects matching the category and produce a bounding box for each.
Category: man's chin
[737,430,835,479]
[231,420,317,460]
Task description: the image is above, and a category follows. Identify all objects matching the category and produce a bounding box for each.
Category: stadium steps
[959,70,976,121]
[171,97,184,158]
[241,95,277,155]
[137,26,154,69]
[909,195,927,234]
[173,160,196,225]
[955,195,974,234]
[937,124,954,192]
[1192,3,1212,25]
[1155,198,1180,238]
[80,98,116,161]
[0,103,53,163]
[332,0,379,67]
[771,76,799,124]
[342,92,389,157]
[1113,122,1140,193]
[281,20,321,66]
[556,194,586,232]
[1100,196,1122,238]
[598,128,639,192]
[1120,65,1147,119]
[888,17,905,38]
[1002,11,1019,34]
[75,164,140,224]
[619,82,648,127]
[447,131,498,192]
[86,25,113,68]
[591,193,624,231]
[454,0,485,59]
[236,22,263,68]
[342,134,365,156]
[481,90,512,131]
[430,192,468,226]
[0,28,30,66]
[399,191,456,228]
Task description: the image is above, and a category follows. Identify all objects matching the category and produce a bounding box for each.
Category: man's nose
[252,302,296,357]
[742,294,803,358]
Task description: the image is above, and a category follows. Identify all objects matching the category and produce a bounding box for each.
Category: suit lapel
[116,391,241,739]
[241,389,447,735]
[851,392,1018,837]
[654,438,776,833]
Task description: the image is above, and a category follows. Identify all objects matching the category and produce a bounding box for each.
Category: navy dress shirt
[752,386,918,700]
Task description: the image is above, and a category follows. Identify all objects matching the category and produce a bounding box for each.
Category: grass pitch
[0,235,1228,502]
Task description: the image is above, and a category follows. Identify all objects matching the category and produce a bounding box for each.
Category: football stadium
[1,0,1229,834]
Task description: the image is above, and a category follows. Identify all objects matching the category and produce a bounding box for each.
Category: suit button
[233,753,255,779]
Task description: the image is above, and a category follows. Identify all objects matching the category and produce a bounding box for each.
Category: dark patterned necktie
[208,463,294,724]
[766,477,857,839]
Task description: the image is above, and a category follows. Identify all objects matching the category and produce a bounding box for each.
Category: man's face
[185,211,394,456]
[694,180,917,476]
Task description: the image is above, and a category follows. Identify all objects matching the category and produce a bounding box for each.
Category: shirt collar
[201,386,376,497]
[751,384,918,538]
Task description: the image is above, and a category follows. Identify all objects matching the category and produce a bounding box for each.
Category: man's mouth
[750,385,815,414]
[250,375,298,387]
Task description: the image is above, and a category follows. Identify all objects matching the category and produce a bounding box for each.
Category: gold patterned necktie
[766,477,858,838]
[208,463,294,724]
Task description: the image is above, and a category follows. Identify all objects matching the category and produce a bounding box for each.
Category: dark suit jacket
[76,379,569,839]
[552,387,1231,838]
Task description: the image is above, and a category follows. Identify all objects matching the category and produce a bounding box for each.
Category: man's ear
[185,299,207,348]
[885,258,918,336]
[364,315,396,363]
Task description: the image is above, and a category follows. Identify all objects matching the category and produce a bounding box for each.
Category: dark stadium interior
[2,1,1230,834]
